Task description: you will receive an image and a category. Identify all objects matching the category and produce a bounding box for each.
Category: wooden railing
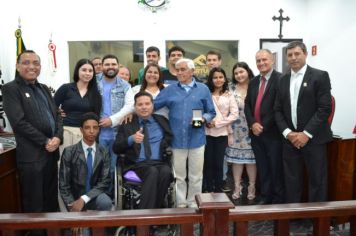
[230,200,356,236]
[1,193,356,236]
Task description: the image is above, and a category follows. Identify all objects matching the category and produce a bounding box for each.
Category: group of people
[2,40,332,228]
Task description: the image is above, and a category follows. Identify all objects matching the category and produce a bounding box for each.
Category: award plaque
[192,109,203,128]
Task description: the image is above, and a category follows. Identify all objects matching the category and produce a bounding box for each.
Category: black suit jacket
[245,70,282,138]
[113,114,173,170]
[274,65,333,144]
[59,142,111,206]
[2,76,63,163]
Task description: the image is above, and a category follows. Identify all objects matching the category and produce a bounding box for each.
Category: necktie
[142,120,152,160]
[29,84,55,136]
[86,147,93,192]
[254,76,266,123]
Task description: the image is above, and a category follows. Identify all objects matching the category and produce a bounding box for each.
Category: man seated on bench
[113,91,173,209]
[59,112,113,212]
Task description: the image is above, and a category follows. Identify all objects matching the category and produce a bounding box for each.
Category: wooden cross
[272,9,290,39]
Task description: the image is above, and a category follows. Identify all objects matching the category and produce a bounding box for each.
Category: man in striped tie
[59,112,112,212]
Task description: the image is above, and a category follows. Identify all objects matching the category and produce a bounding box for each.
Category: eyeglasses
[19,61,41,67]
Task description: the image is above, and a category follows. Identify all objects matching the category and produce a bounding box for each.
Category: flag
[48,40,57,72]
[15,27,26,76]
[15,28,26,57]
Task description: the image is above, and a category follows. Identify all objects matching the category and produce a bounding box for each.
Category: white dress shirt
[282,65,312,139]
[81,140,96,203]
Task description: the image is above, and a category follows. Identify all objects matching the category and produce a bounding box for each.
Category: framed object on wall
[166,40,239,78]
[68,41,144,82]
[260,38,302,74]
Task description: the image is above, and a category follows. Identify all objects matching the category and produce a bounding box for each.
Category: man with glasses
[2,50,63,219]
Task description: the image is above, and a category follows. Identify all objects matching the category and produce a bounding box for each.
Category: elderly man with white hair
[154,58,216,208]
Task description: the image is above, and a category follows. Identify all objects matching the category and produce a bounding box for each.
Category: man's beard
[104,69,118,79]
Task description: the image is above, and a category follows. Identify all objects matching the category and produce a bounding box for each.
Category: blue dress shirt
[128,116,163,162]
[154,79,216,149]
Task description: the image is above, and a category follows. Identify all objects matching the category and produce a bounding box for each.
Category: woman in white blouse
[132,63,168,118]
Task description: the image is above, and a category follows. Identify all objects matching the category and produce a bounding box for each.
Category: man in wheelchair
[113,91,173,209]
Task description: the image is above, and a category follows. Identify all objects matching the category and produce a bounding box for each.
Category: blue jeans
[99,137,117,196]
[86,193,113,211]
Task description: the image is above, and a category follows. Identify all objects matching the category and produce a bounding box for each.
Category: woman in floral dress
[225,62,256,202]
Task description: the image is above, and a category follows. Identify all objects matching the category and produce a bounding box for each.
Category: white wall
[0,0,307,85]
[1,0,354,135]
[306,0,356,136]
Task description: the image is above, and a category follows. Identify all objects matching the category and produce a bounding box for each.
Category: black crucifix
[272,9,290,39]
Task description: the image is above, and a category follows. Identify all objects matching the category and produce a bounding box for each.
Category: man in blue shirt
[113,92,173,209]
[96,54,134,195]
[155,58,216,208]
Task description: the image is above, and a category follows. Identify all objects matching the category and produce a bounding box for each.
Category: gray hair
[176,58,195,69]
[256,48,273,56]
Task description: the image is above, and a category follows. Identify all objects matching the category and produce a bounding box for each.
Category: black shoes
[221,180,233,192]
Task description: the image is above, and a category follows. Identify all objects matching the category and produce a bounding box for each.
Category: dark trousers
[203,135,227,193]
[133,161,172,209]
[251,134,284,203]
[18,155,59,213]
[283,142,327,203]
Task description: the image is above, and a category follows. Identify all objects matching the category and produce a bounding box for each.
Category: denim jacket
[97,74,134,127]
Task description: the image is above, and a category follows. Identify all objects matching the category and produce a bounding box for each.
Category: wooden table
[0,147,21,213]
[327,135,356,223]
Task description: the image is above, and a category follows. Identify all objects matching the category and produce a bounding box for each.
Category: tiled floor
[153,221,350,236]
[246,220,350,236]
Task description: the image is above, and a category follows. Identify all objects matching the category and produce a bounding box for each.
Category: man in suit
[113,91,173,209]
[245,49,284,204]
[2,50,63,215]
[274,41,332,203]
[59,112,112,212]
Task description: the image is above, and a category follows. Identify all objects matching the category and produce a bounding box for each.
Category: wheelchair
[114,151,177,236]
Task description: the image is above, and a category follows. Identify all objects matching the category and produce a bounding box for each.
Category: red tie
[254,76,266,123]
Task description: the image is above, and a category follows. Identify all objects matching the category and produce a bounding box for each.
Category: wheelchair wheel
[115,226,136,236]
[167,181,177,208]
[115,163,124,210]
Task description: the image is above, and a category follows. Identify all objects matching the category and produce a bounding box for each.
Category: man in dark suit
[113,91,173,209]
[245,49,284,204]
[2,50,63,215]
[274,41,332,203]
[59,112,112,212]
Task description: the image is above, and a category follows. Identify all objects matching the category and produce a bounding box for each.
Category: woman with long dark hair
[225,62,256,203]
[54,58,102,153]
[132,63,167,118]
[203,67,238,193]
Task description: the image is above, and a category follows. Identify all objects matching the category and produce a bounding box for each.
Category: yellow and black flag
[15,22,26,76]
[15,28,26,57]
